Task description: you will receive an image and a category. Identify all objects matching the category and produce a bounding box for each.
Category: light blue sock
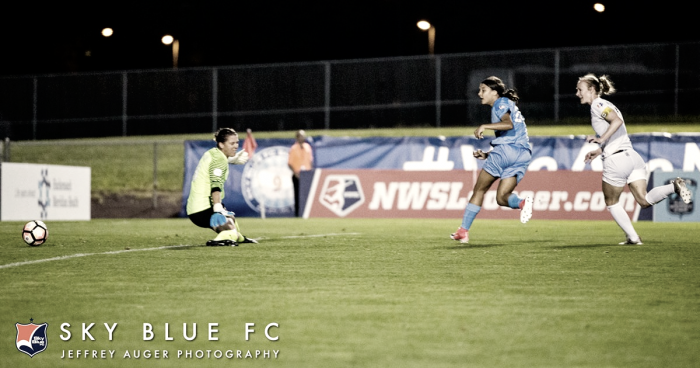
[461,203,481,230]
[507,193,522,209]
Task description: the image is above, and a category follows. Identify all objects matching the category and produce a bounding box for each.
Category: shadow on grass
[444,243,509,250]
[545,244,643,250]
[164,245,205,250]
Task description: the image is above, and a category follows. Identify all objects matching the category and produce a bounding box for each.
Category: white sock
[607,203,640,241]
[645,183,674,205]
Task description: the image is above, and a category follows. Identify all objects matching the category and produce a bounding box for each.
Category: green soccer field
[1,218,699,368]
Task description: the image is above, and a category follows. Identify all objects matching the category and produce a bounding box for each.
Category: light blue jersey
[490,97,530,151]
[482,96,532,184]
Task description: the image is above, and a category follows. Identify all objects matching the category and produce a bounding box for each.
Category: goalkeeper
[186,127,258,246]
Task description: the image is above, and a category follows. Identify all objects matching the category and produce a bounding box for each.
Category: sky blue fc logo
[16,319,48,357]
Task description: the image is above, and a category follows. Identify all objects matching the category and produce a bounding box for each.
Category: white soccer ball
[22,220,48,246]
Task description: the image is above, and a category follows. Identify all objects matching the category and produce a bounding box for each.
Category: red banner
[302,170,638,220]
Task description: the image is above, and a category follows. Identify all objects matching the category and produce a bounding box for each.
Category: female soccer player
[451,76,534,244]
[576,74,692,244]
[186,127,258,246]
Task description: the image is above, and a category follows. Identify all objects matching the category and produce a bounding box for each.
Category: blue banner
[181,138,297,218]
[181,133,700,217]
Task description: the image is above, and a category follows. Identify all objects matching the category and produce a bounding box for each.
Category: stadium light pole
[162,35,179,69]
[417,20,435,55]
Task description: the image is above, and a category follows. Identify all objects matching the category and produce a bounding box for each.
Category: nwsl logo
[319,174,365,217]
[16,319,48,357]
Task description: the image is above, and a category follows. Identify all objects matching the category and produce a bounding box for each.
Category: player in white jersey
[576,74,693,245]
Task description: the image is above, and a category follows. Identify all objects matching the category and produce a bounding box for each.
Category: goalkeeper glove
[210,213,227,228]
[227,150,249,165]
[210,203,233,227]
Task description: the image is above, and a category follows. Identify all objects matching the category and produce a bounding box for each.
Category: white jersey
[590,97,633,157]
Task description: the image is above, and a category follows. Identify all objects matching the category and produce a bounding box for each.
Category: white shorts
[602,149,648,187]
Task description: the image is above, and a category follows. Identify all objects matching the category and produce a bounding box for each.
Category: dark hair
[481,76,520,104]
[578,73,616,95]
[214,127,238,144]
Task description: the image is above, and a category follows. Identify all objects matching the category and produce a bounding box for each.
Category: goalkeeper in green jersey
[186,127,258,246]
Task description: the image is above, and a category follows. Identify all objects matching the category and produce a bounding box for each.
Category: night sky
[1,1,695,76]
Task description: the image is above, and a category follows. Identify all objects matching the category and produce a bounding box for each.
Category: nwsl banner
[299,170,638,220]
[310,133,700,172]
[181,133,700,218]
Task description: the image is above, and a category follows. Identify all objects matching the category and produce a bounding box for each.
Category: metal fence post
[435,56,441,128]
[122,72,128,136]
[153,142,158,209]
[674,44,679,117]
[32,78,38,140]
[212,68,218,132]
[3,137,9,162]
[554,49,560,122]
[324,61,331,130]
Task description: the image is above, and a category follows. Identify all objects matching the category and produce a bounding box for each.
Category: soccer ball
[22,220,48,246]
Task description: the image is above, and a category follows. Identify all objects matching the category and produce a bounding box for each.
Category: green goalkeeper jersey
[186,147,229,215]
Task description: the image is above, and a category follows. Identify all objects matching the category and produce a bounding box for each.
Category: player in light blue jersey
[187,127,258,246]
[451,76,534,244]
[577,74,692,245]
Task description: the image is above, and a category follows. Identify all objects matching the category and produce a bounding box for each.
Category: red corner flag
[243,128,258,157]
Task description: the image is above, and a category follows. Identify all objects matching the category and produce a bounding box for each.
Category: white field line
[0,233,362,270]
[0,245,192,270]
[258,232,362,240]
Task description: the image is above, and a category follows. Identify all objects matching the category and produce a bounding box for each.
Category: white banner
[1,162,91,221]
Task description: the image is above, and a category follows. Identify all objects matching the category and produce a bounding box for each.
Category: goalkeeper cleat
[619,237,643,245]
[450,227,469,243]
[673,177,692,204]
[240,236,258,244]
[520,196,533,224]
[206,239,237,246]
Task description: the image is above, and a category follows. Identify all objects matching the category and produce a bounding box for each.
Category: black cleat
[240,236,258,244]
[206,239,238,246]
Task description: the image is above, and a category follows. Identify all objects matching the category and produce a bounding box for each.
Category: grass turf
[1,218,699,367]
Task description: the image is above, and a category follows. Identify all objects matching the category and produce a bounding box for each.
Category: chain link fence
[2,42,699,140]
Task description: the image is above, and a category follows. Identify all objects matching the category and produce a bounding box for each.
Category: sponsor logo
[16,319,48,357]
[368,182,467,210]
[319,175,365,217]
[241,146,294,215]
[367,183,637,213]
[38,168,50,219]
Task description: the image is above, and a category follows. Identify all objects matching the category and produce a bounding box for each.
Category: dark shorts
[189,208,214,229]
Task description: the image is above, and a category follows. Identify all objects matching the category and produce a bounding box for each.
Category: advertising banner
[182,139,297,217]
[1,162,91,221]
[299,169,638,220]
[181,134,700,218]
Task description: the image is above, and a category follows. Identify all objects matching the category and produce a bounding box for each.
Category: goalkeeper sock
[214,229,238,241]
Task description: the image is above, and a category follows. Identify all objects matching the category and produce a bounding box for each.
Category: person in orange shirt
[288,130,314,217]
